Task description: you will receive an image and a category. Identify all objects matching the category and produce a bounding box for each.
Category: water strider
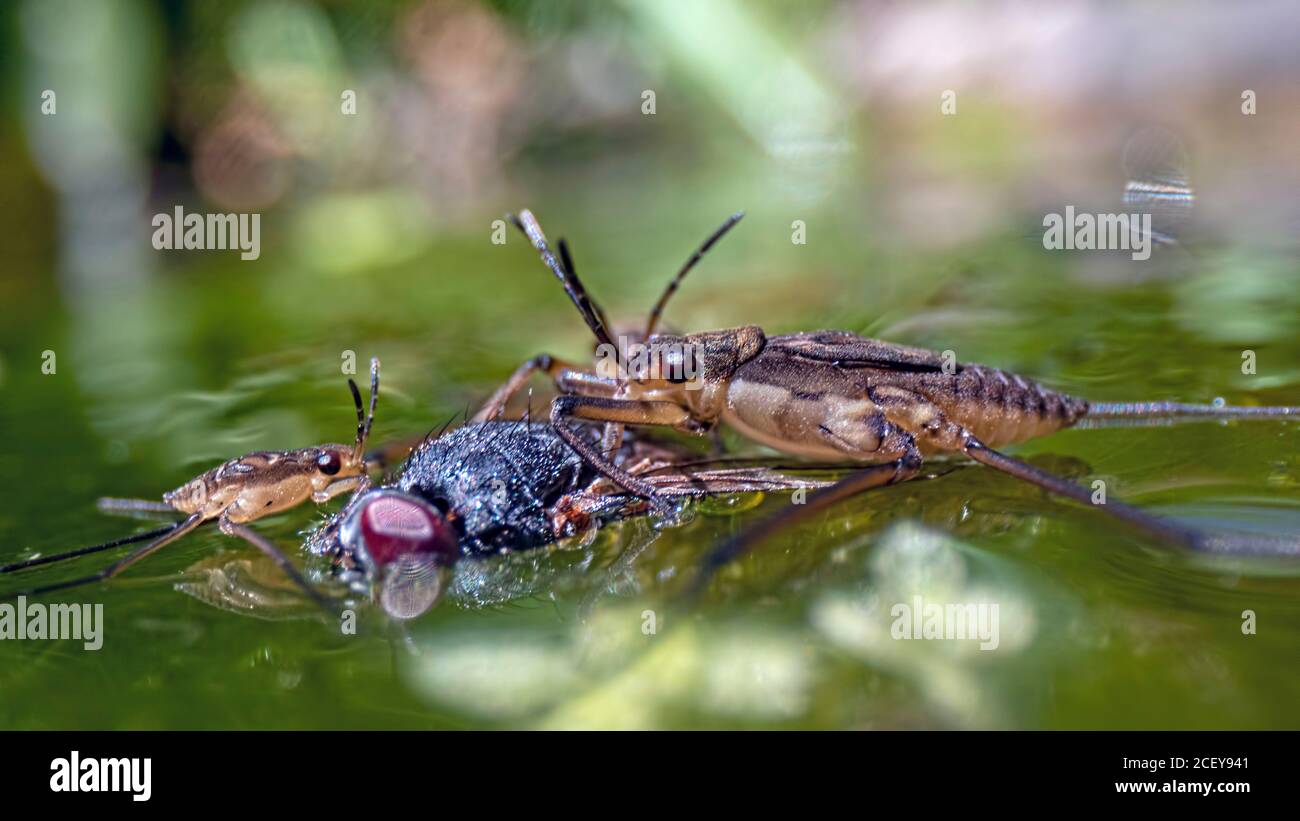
[0,359,382,607]
[495,208,1300,590]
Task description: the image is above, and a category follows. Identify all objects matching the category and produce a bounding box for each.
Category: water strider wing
[767,331,950,372]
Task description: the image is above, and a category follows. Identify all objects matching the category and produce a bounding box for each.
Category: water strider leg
[311,474,369,505]
[1084,401,1300,421]
[1076,401,1300,431]
[550,395,709,518]
[471,354,612,422]
[688,444,922,596]
[694,391,1300,593]
[1077,402,1300,432]
[559,370,620,396]
[885,388,1299,554]
[960,434,1300,556]
[0,523,183,575]
[601,421,626,459]
[2,513,206,600]
[97,497,180,517]
[958,435,1199,549]
[218,515,335,612]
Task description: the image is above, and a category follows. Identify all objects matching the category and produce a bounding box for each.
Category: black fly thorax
[397,421,593,555]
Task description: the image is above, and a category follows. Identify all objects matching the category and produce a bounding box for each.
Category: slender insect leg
[689,446,923,596]
[707,427,727,457]
[550,395,703,517]
[1076,402,1300,430]
[0,523,181,575]
[960,434,1300,556]
[876,389,1226,552]
[96,497,181,519]
[2,513,206,600]
[553,394,702,430]
[218,516,335,612]
[601,422,626,459]
[1084,401,1300,421]
[560,215,628,459]
[877,384,1300,556]
[471,354,602,422]
[558,369,619,395]
[959,435,1200,549]
[311,474,370,505]
[473,354,557,422]
[596,387,633,460]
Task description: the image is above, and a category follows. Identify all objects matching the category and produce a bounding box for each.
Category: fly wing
[564,458,839,524]
[643,463,837,494]
[379,553,446,620]
[625,451,842,496]
[767,331,950,372]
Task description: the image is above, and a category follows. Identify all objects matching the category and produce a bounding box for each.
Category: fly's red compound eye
[356,493,458,568]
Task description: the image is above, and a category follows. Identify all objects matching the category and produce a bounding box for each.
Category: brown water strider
[487,208,1300,586]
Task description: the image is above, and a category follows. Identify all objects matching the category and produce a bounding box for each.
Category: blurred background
[0,0,1297,729]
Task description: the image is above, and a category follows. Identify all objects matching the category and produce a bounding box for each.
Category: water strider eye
[659,348,693,384]
[317,451,342,475]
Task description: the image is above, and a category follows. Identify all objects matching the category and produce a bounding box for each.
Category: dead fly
[494,208,1300,589]
[303,417,829,619]
[0,359,382,607]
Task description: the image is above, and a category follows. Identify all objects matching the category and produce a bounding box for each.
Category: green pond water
[1,177,1298,730]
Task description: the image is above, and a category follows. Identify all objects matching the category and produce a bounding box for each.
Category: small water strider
[493,208,1300,589]
[0,359,382,607]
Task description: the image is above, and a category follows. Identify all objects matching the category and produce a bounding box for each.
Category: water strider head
[307,355,382,489]
[605,326,766,390]
[163,358,381,521]
[509,206,749,385]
